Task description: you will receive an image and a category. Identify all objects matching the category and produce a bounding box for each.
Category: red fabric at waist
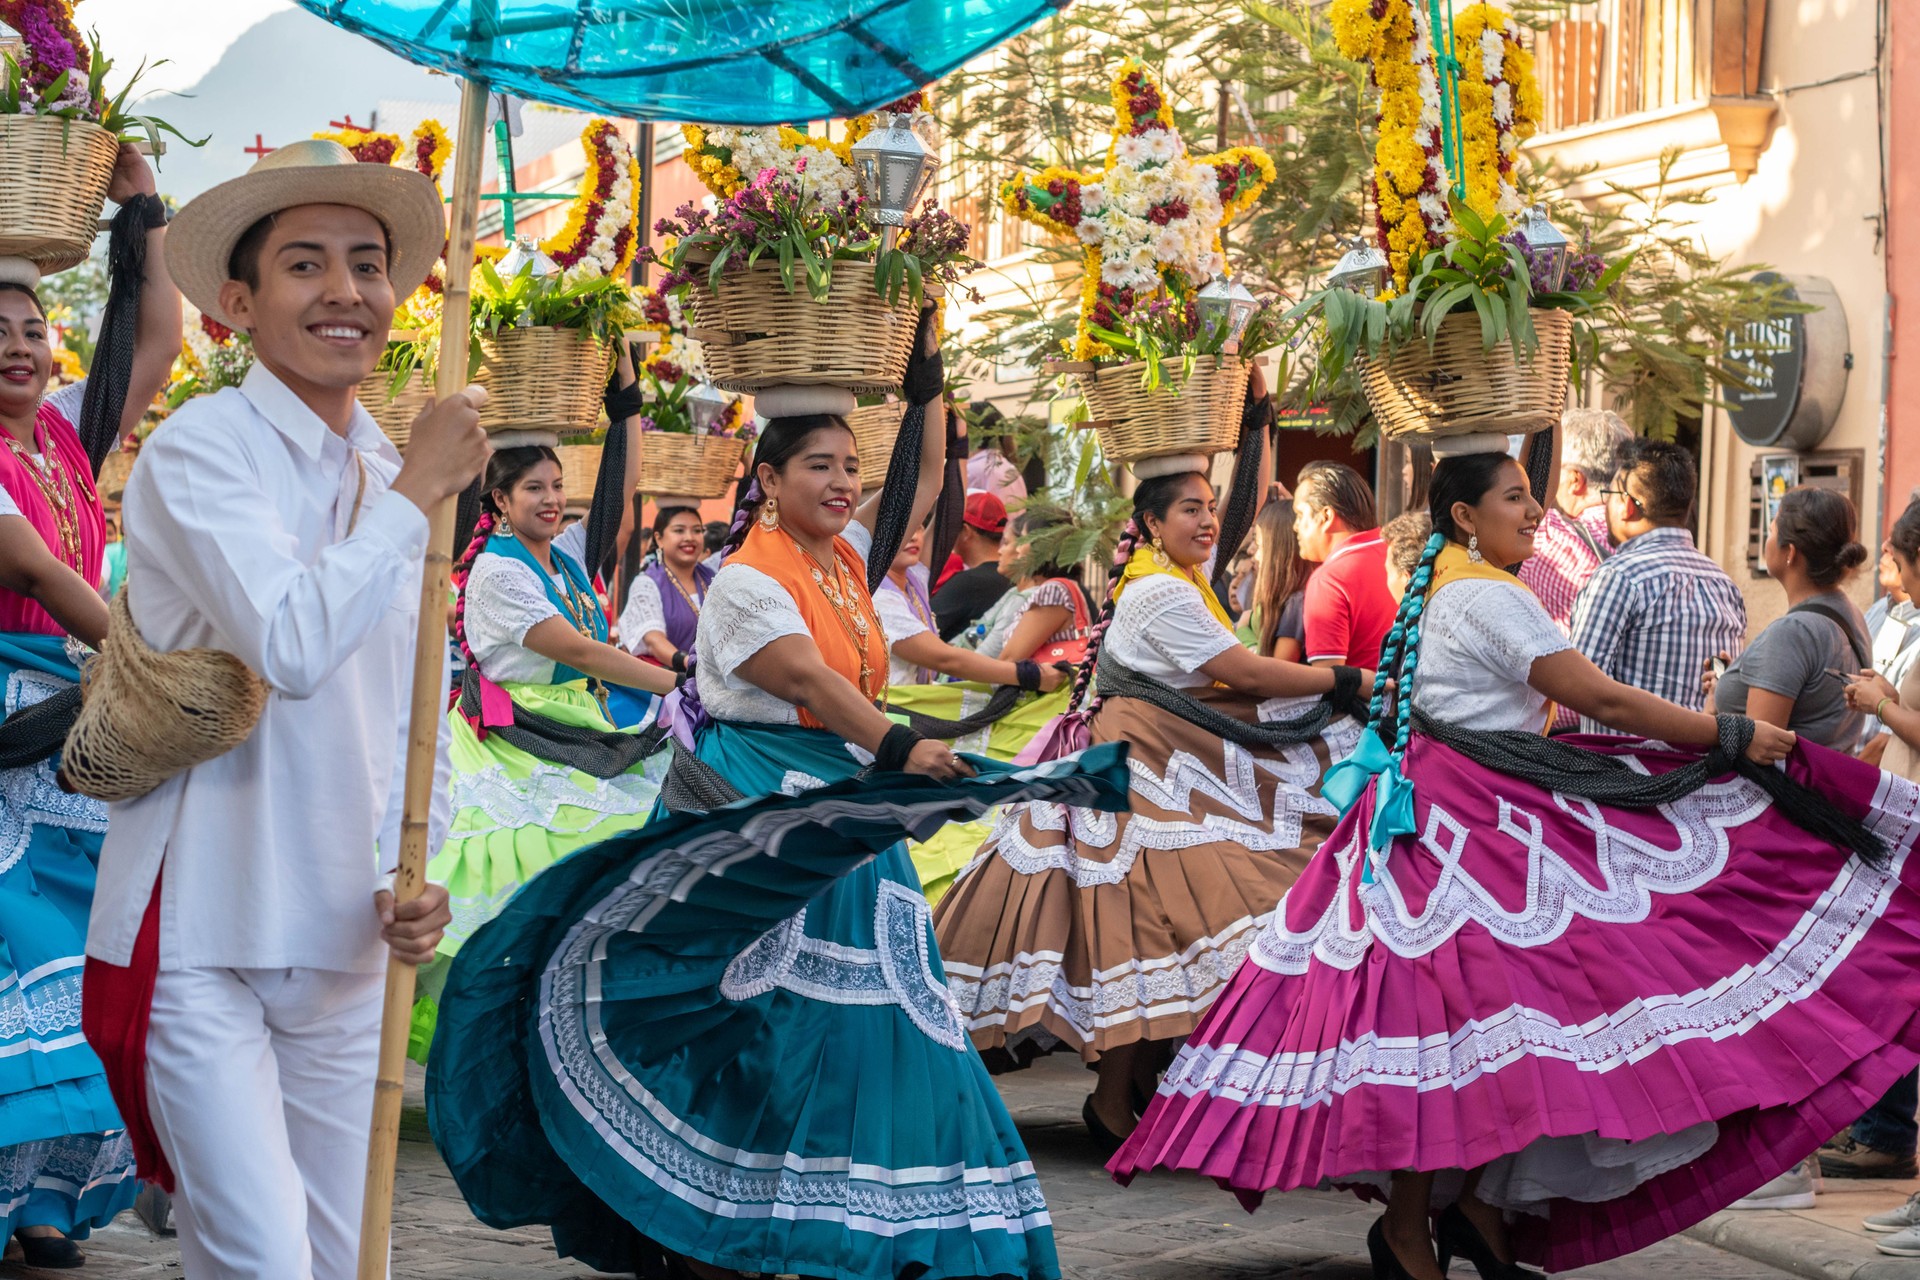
[81,875,173,1192]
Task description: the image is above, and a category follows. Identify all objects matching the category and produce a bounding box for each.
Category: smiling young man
[82,140,490,1280]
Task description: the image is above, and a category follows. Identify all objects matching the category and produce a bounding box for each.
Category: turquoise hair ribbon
[1323,727,1419,883]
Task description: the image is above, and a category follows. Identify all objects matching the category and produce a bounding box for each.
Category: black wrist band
[673,670,689,691]
[1014,660,1041,692]
[874,722,924,772]
[605,381,647,421]
[670,650,687,673]
[127,193,168,230]
[1325,664,1362,713]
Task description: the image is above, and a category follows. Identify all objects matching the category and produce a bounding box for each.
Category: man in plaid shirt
[1570,438,1748,734]
[1520,407,1633,632]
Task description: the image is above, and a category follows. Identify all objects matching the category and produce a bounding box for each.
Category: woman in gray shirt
[1710,487,1871,749]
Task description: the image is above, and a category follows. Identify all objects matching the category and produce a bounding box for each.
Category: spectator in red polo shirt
[1293,461,1395,667]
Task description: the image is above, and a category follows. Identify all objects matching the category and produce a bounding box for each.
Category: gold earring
[1467,533,1484,564]
[1150,534,1169,568]
[498,516,514,539]
[758,497,780,532]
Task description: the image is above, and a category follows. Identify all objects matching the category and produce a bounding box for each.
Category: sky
[81,0,294,96]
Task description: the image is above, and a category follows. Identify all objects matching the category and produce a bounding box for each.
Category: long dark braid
[1069,518,1140,713]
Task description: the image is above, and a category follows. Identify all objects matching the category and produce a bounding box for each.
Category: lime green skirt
[883,683,1069,904]
[412,679,667,1059]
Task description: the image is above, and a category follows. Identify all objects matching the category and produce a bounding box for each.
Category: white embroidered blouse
[1408,578,1570,732]
[464,521,596,685]
[873,563,933,686]
[695,522,875,726]
[1100,573,1240,689]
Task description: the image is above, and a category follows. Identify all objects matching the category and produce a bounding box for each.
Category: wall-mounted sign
[1724,273,1850,450]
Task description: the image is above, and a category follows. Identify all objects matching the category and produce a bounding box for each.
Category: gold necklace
[663,564,704,615]
[4,432,80,568]
[787,532,881,702]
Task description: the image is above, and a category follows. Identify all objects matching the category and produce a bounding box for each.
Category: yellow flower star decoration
[999,60,1274,360]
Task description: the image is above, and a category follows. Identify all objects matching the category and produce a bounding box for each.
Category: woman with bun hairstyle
[415,370,678,1057]
[1707,486,1872,750]
[1114,440,1920,1280]
[428,309,1094,1280]
[619,502,711,672]
[934,369,1374,1152]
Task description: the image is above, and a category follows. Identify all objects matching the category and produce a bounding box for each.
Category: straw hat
[167,139,446,330]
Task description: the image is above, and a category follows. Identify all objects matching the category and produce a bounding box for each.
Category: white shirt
[1410,578,1569,732]
[88,364,451,973]
[695,523,873,725]
[874,564,933,686]
[618,573,667,655]
[464,522,592,685]
[1101,574,1238,688]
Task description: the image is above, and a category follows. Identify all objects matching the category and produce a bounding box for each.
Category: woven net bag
[63,586,270,803]
[1077,355,1248,463]
[0,118,118,275]
[1358,308,1574,440]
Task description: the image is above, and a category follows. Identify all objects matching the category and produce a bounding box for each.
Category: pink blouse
[0,393,104,635]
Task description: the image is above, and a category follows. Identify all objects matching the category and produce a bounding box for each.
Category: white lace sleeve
[43,381,85,428]
[700,565,811,676]
[462,553,562,684]
[842,522,874,573]
[1440,580,1570,684]
[619,575,666,652]
[874,579,930,648]
[1102,575,1238,686]
[1410,578,1567,733]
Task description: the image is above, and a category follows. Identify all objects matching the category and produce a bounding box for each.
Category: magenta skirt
[1111,732,1920,1272]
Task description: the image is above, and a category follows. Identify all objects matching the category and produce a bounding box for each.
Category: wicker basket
[686,263,923,395]
[555,442,604,488]
[1072,355,1249,464]
[475,326,613,445]
[358,368,433,450]
[0,118,118,275]
[639,432,745,499]
[97,448,134,503]
[845,402,905,491]
[1359,308,1574,440]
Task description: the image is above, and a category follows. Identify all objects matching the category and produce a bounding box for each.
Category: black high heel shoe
[1436,1203,1528,1279]
[1366,1217,1424,1280]
[1082,1095,1127,1156]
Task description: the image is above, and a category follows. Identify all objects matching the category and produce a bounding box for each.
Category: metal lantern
[850,113,937,237]
[1196,276,1258,343]
[686,379,730,434]
[496,234,561,328]
[0,24,22,66]
[1326,235,1389,296]
[1517,204,1570,291]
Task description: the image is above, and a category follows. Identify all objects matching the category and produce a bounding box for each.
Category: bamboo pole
[356,73,492,1280]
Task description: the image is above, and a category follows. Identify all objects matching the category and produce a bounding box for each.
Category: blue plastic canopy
[293,0,1067,124]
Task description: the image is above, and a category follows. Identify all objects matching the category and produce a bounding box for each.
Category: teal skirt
[426,726,1130,1279]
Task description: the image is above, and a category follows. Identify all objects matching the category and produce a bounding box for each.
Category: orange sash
[729,521,890,729]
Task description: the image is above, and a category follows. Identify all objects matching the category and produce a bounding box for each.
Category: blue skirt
[427,727,1130,1279]
[0,635,135,1236]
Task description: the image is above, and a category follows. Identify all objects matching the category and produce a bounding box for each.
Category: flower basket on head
[1068,354,1250,464]
[686,264,925,396]
[1359,308,1573,441]
[640,430,744,500]
[846,401,905,490]
[0,117,117,274]
[474,327,614,446]
[357,367,432,450]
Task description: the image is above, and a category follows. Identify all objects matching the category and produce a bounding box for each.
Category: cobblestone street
[30,1056,1798,1280]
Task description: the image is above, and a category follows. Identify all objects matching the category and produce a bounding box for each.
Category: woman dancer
[1114,442,1920,1280]
[0,146,180,1266]
[934,415,1372,1151]
[878,523,1067,692]
[417,409,679,1056]
[620,502,711,673]
[430,313,1070,1280]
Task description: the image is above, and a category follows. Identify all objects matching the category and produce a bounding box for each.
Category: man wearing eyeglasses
[1569,437,1748,734]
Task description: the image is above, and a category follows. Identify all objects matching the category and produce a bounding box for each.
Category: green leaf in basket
[1072,431,1098,491]
[903,254,923,307]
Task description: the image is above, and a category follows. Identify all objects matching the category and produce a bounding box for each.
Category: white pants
[144,965,386,1280]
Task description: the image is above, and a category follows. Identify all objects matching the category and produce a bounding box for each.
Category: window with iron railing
[1531,0,1763,133]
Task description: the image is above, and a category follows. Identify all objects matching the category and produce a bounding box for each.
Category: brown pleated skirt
[932,688,1350,1063]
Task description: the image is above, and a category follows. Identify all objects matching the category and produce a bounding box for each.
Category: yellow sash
[1426,542,1557,733]
[1113,544,1236,632]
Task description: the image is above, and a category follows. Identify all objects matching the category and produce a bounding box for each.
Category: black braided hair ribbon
[457,668,665,779]
[897,684,1025,740]
[581,363,635,584]
[1095,651,1359,750]
[924,396,966,583]
[1210,390,1273,606]
[450,478,483,576]
[78,201,153,474]
[865,307,945,593]
[1409,709,1887,867]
